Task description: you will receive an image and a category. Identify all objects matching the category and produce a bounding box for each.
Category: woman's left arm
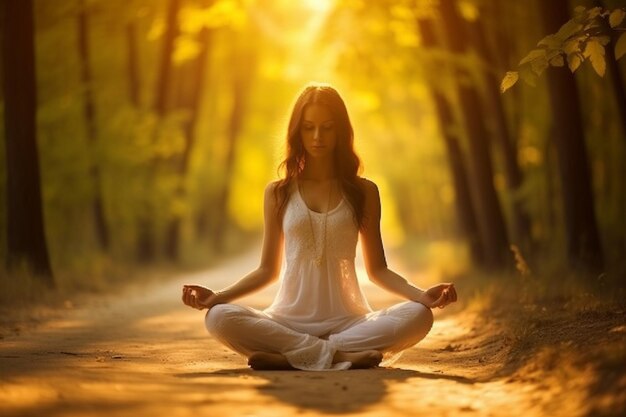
[359,179,457,309]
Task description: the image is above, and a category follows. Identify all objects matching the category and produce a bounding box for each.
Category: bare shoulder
[357,177,380,199]
[264,180,288,212]
[357,177,382,224]
[265,180,281,195]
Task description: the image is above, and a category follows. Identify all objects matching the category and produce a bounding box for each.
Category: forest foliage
[502,5,626,91]
[1,0,625,293]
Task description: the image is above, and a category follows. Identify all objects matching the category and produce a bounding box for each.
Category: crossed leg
[205,301,433,371]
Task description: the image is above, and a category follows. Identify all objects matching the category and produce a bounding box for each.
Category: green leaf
[584,39,605,58]
[587,6,603,20]
[585,40,606,76]
[563,38,582,55]
[590,55,606,76]
[549,55,565,67]
[616,32,626,60]
[531,55,549,75]
[567,53,583,72]
[609,9,625,28]
[545,48,562,61]
[538,34,561,48]
[555,20,583,41]
[500,71,519,93]
[519,49,546,65]
[519,65,537,87]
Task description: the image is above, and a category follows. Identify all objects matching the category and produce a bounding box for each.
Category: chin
[307,148,334,158]
[308,152,332,160]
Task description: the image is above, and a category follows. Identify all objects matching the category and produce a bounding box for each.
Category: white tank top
[264,183,372,336]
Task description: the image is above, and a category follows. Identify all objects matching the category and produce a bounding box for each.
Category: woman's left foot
[334,350,383,369]
[248,352,294,370]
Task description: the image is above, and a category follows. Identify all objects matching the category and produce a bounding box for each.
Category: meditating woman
[182,84,457,370]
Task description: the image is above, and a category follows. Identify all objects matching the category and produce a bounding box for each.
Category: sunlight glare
[302,0,333,14]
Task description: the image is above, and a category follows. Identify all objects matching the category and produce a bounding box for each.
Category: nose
[313,127,321,140]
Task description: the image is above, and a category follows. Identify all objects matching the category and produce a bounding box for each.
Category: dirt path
[0,251,621,417]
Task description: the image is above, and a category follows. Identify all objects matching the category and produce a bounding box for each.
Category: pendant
[315,257,322,266]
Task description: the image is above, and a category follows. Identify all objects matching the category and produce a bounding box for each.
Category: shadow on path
[175,367,476,413]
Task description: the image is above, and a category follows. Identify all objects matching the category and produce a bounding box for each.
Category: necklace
[302,180,333,267]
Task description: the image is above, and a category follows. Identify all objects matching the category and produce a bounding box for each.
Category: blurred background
[1,0,625,297]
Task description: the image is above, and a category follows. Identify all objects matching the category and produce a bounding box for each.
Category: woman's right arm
[182,182,284,310]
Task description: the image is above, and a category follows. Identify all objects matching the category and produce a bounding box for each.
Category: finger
[184,285,199,292]
[449,286,458,302]
[187,290,197,308]
[433,291,447,308]
[184,290,194,307]
[190,291,200,309]
[439,290,450,308]
[193,292,205,309]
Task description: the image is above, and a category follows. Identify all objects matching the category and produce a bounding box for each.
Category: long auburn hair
[274,84,366,229]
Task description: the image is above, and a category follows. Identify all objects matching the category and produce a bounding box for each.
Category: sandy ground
[1,250,625,417]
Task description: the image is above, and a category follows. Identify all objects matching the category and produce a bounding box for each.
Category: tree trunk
[212,79,245,252]
[136,0,181,262]
[468,15,532,251]
[154,0,180,118]
[164,23,212,260]
[212,44,255,252]
[2,0,54,283]
[594,0,626,140]
[439,0,510,269]
[78,0,109,251]
[416,17,484,265]
[125,19,153,261]
[540,0,604,270]
[126,21,140,107]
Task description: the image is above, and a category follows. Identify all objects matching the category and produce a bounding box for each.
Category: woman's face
[300,104,337,159]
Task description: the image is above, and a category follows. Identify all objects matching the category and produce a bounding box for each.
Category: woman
[182,84,457,371]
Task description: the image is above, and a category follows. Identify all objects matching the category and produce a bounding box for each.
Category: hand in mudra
[419,283,457,309]
[182,285,217,310]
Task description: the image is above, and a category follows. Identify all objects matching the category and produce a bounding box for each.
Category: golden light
[302,0,334,14]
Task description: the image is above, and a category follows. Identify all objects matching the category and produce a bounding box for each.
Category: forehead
[302,104,333,122]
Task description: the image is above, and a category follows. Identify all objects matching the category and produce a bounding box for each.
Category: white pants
[205,301,433,371]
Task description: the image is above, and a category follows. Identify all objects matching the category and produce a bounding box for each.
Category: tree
[77,0,110,251]
[136,0,182,261]
[439,0,510,268]
[416,17,484,266]
[164,5,214,260]
[467,13,532,250]
[212,30,256,252]
[2,0,54,283]
[591,1,626,140]
[539,0,604,270]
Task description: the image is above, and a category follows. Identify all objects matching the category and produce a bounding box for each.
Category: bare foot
[333,350,383,369]
[248,352,295,370]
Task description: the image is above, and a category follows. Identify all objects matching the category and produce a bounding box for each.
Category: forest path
[0,250,610,417]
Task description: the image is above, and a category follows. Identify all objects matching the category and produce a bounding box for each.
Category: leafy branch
[501,6,626,93]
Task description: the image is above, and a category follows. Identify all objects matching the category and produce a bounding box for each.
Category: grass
[0,228,261,337]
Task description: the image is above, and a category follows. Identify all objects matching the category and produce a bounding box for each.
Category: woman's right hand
[182,285,219,310]
[418,283,457,309]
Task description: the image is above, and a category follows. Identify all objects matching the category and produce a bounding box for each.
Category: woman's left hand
[182,285,218,310]
[418,283,457,309]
